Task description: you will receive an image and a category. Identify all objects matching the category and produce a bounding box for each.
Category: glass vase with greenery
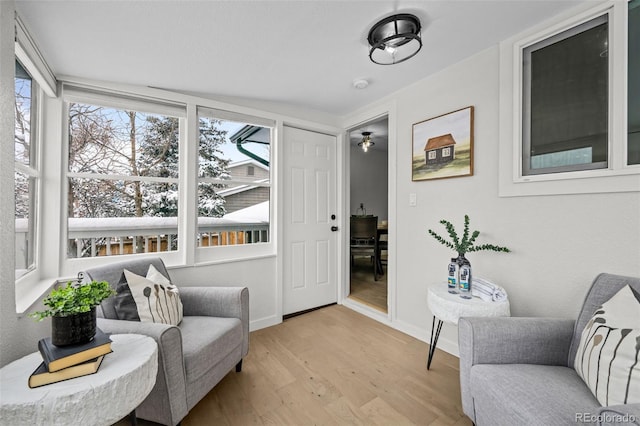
[428,214,510,265]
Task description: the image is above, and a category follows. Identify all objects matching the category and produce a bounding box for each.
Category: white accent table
[426,283,511,369]
[0,334,158,426]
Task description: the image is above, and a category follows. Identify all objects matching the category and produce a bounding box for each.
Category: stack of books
[28,328,113,388]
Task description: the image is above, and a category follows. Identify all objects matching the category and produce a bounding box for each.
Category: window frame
[521,14,610,176]
[195,107,275,265]
[56,87,277,275]
[14,59,41,283]
[61,87,187,272]
[498,1,640,197]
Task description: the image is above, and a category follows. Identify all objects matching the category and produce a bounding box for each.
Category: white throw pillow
[574,285,640,406]
[123,267,183,326]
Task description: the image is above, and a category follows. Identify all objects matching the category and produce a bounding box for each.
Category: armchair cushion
[114,272,140,321]
[470,364,600,426]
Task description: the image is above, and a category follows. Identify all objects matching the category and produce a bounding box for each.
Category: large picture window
[15,60,38,279]
[196,108,272,250]
[522,15,609,175]
[66,95,185,258]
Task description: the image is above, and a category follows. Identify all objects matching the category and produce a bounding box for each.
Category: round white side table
[426,283,510,369]
[0,333,158,426]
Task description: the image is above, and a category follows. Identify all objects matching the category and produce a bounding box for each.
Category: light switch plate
[409,193,417,206]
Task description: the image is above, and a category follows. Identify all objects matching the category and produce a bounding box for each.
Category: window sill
[15,275,63,315]
[499,167,640,197]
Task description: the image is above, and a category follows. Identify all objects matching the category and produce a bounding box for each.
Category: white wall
[350,145,388,220]
[0,0,49,368]
[169,257,278,330]
[356,45,640,355]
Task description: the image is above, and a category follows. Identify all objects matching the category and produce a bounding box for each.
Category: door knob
[331,226,338,232]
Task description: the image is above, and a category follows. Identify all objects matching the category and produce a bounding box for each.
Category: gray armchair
[459,273,640,426]
[82,258,249,426]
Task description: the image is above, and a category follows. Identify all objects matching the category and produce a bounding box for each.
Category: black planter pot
[51,307,97,346]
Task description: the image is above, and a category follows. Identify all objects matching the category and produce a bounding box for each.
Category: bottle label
[447,263,457,289]
[459,268,470,292]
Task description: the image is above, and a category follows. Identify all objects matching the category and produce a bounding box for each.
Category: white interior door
[283,126,338,315]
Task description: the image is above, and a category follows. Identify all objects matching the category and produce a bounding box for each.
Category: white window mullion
[67,172,178,184]
[610,2,627,171]
[181,104,198,266]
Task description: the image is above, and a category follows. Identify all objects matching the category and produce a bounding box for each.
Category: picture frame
[411,106,474,181]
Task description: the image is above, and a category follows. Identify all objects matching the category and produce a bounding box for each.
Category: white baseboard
[393,318,459,358]
[341,300,460,358]
[250,314,280,332]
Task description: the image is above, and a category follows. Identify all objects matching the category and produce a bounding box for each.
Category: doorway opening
[348,116,388,313]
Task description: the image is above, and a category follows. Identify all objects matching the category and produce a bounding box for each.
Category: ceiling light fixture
[358,131,374,152]
[368,13,422,65]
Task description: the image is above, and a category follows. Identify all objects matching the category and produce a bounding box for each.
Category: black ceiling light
[368,13,422,65]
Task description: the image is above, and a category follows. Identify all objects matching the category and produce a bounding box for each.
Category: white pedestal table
[426,283,511,369]
[0,333,157,426]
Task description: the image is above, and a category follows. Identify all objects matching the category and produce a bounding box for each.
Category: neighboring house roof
[227,159,269,172]
[218,178,269,197]
[424,134,456,151]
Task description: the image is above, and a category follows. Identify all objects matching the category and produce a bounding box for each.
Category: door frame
[341,102,397,323]
[276,119,345,321]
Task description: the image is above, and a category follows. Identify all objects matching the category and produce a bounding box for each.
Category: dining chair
[350,215,378,281]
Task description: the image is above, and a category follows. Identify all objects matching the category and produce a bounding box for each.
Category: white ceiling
[16,0,584,116]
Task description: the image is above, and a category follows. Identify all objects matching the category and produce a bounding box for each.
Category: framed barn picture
[411,106,474,181]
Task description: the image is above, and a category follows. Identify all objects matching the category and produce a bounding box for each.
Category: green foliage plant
[428,214,510,256]
[29,281,115,321]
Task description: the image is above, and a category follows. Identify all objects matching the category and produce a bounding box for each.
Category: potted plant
[30,281,115,346]
[428,214,510,266]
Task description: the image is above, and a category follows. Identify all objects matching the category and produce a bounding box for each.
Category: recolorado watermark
[575,412,636,424]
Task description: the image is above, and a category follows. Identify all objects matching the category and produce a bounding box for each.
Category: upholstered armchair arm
[97,318,188,426]
[459,317,575,366]
[179,286,250,358]
[458,317,575,422]
[597,403,640,426]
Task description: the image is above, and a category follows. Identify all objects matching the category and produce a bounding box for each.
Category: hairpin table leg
[427,316,443,370]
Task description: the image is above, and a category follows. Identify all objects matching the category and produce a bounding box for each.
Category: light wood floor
[349,257,388,312]
[116,305,471,426]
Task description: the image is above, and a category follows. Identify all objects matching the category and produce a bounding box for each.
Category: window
[522,15,609,175]
[65,93,185,259]
[428,151,436,160]
[629,0,640,165]
[196,108,272,249]
[15,60,38,280]
[499,1,639,196]
[442,147,451,157]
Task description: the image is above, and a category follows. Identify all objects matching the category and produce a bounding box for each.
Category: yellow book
[28,355,105,388]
